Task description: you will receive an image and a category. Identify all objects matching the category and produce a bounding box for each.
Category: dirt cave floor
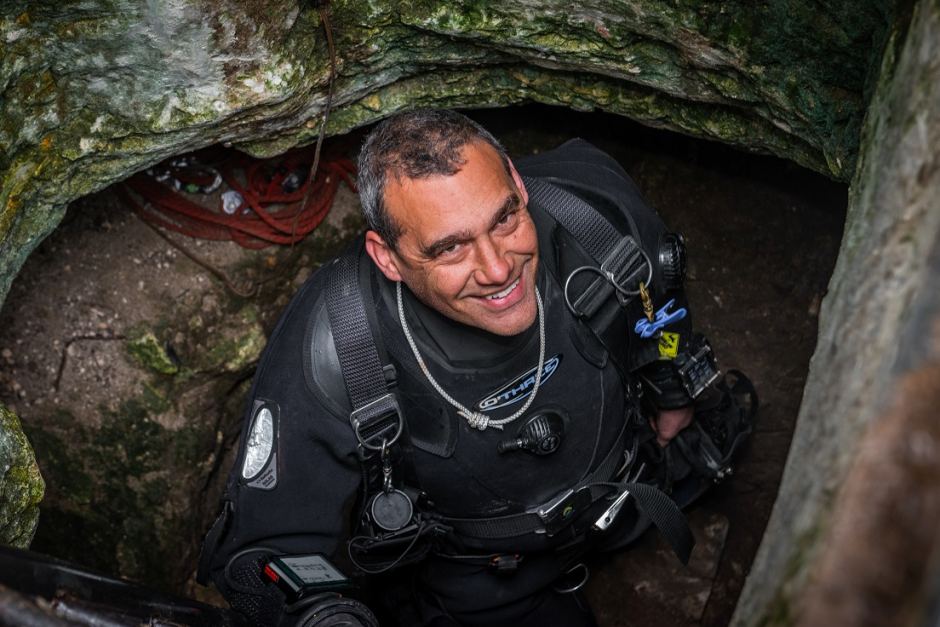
[0,105,846,625]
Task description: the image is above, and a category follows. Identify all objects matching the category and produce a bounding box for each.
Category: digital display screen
[277,554,348,585]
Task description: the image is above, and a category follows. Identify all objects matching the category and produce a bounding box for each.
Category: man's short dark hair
[357,109,511,250]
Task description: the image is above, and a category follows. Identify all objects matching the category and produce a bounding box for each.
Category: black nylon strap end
[625,482,695,564]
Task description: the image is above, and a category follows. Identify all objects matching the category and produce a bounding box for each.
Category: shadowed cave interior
[0,104,847,625]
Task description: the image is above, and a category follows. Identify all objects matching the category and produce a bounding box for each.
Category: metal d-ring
[350,394,404,452]
[553,562,590,594]
[563,248,654,317]
[606,246,654,298]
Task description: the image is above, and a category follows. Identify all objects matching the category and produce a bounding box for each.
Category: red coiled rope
[120,147,357,249]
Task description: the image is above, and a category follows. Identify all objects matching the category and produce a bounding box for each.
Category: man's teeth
[487,278,520,300]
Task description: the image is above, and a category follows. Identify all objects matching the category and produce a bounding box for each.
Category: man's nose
[474,237,511,285]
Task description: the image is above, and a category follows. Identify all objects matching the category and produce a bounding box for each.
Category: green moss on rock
[0,404,45,548]
[0,0,895,315]
[196,305,267,373]
[26,386,219,590]
[127,328,179,375]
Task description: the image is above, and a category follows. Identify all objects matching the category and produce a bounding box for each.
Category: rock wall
[732,1,940,624]
[0,0,891,311]
[0,192,363,592]
[0,405,43,547]
[4,0,936,620]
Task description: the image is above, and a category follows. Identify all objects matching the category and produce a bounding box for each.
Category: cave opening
[0,104,847,625]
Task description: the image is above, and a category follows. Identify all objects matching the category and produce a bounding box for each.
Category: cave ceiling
[0,0,893,309]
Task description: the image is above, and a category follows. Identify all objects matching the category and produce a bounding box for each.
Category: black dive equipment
[658,232,687,290]
[675,337,720,400]
[369,489,414,532]
[675,369,758,481]
[293,594,379,627]
[497,410,566,455]
[263,554,351,603]
[262,556,377,626]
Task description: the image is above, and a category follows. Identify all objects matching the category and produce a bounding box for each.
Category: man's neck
[377,268,543,369]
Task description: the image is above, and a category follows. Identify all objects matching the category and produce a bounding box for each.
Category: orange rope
[121,148,357,249]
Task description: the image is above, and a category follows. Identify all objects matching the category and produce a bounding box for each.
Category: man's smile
[484,277,520,301]
[474,266,530,314]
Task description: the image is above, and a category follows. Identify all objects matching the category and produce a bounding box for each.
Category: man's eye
[436,242,460,257]
[497,210,517,226]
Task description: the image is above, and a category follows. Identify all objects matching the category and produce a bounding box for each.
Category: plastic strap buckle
[534,486,593,536]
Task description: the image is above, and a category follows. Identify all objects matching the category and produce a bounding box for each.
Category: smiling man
[200,110,753,627]
[364,134,539,337]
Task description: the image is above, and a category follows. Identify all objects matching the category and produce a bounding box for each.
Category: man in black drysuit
[198,110,752,626]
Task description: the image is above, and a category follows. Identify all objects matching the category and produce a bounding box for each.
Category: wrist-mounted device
[640,334,719,409]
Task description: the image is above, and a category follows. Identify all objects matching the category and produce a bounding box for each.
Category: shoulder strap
[523,177,652,320]
[325,247,402,450]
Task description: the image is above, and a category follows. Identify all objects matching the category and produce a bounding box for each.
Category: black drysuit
[200,140,698,626]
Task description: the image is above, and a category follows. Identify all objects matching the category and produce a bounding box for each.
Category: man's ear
[508,158,529,206]
[364,230,404,282]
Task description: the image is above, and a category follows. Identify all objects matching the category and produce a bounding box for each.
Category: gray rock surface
[1,0,938,622]
[0,0,892,312]
[0,404,43,547]
[732,1,940,624]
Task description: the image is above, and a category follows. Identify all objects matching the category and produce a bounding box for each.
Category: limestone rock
[0,404,44,548]
[0,0,893,312]
[733,1,940,624]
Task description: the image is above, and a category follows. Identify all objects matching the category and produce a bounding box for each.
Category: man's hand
[651,405,694,447]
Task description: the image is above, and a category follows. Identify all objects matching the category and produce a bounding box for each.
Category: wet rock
[0,404,44,548]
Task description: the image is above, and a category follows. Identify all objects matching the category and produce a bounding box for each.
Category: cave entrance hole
[0,104,847,624]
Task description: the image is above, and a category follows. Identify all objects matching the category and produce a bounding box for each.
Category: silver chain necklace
[396,281,547,431]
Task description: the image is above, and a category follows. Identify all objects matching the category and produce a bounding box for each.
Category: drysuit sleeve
[198,268,363,626]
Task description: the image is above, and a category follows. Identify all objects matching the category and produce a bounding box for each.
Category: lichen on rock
[0,403,44,548]
[0,0,894,315]
[127,328,180,376]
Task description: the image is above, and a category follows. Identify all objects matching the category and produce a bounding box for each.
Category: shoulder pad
[517,138,628,178]
[303,295,353,418]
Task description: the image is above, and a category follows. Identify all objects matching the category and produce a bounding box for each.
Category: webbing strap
[625,482,694,564]
[524,177,621,262]
[326,254,387,408]
[326,252,400,447]
[524,177,650,318]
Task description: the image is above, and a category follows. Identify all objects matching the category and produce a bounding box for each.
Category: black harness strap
[524,177,622,261]
[325,251,401,450]
[441,421,694,564]
[442,422,630,539]
[523,177,651,319]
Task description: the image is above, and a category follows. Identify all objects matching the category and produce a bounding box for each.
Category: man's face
[365,140,540,336]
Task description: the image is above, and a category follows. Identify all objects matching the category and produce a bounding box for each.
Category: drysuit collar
[375,265,547,371]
